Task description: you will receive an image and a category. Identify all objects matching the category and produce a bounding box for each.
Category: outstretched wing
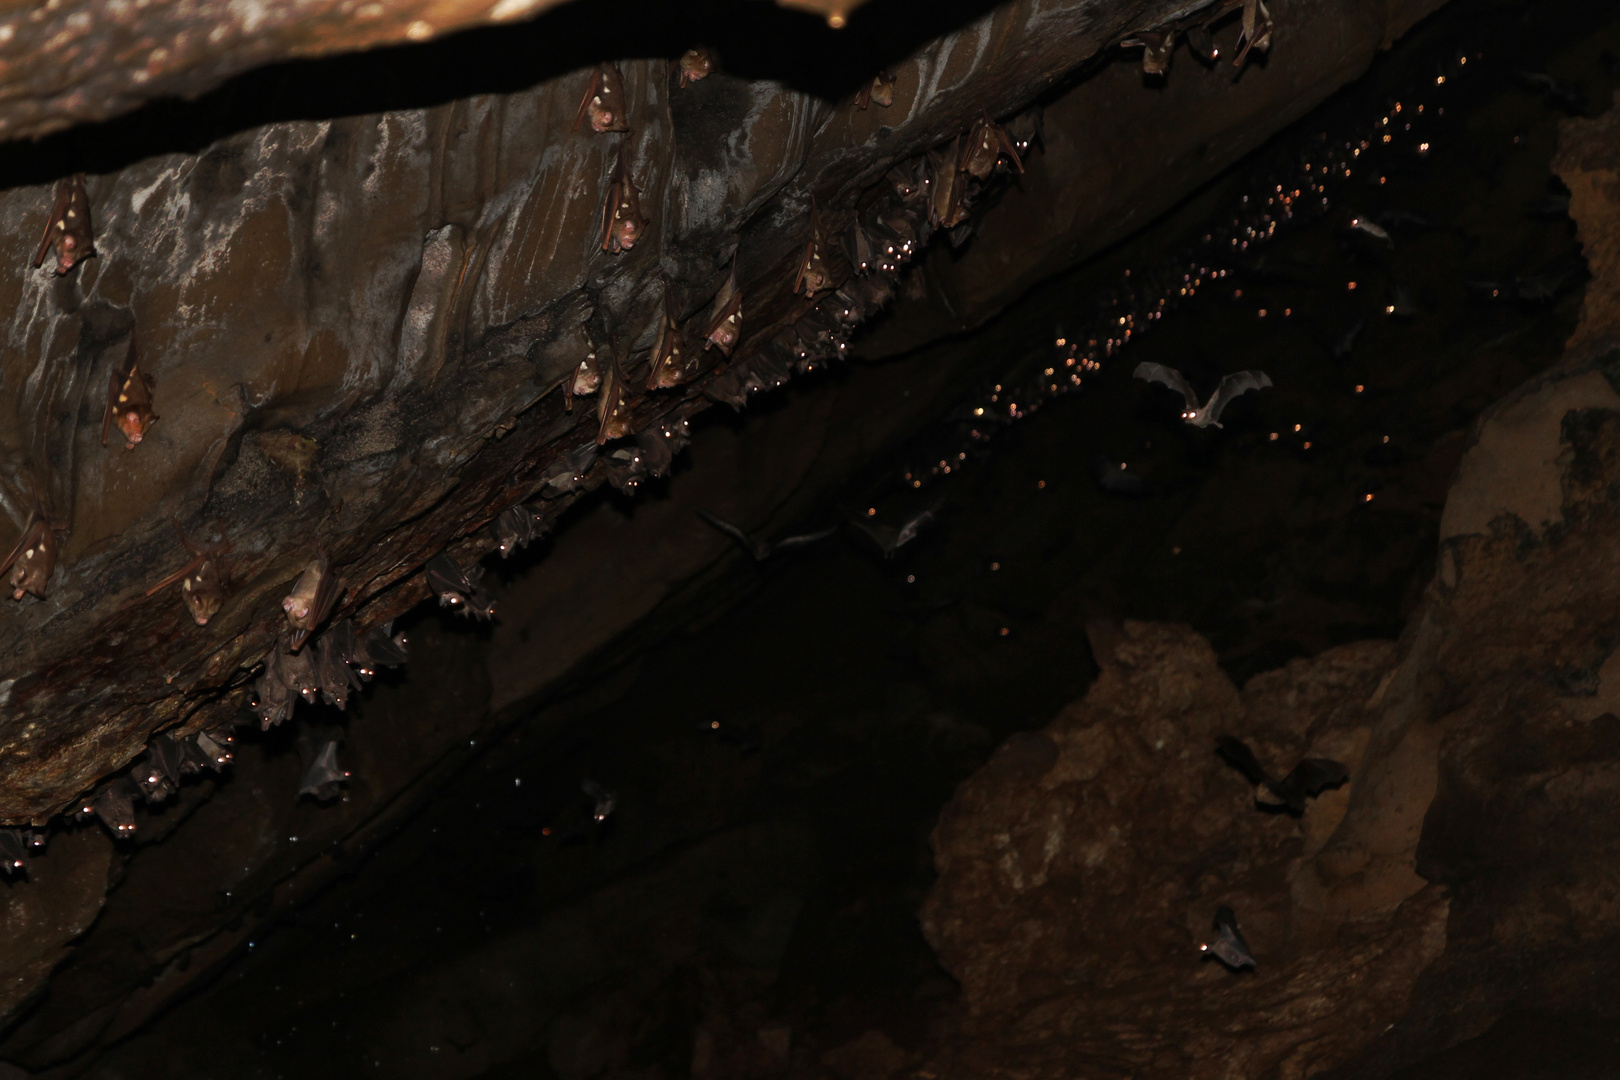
[1214,735,1273,789]
[773,525,837,552]
[1132,362,1199,411]
[1205,370,1273,425]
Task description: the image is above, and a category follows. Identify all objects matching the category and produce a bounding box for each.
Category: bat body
[1347,215,1393,245]
[704,271,743,355]
[1215,735,1349,814]
[494,505,545,557]
[145,522,231,625]
[352,622,409,679]
[315,624,364,708]
[134,735,185,804]
[677,47,714,87]
[960,115,1023,180]
[1231,0,1272,67]
[595,348,632,445]
[565,345,602,412]
[1121,28,1175,75]
[0,829,30,876]
[854,70,895,109]
[282,556,342,650]
[102,335,158,449]
[582,779,616,823]
[929,138,969,228]
[542,443,598,494]
[185,730,233,772]
[853,503,939,557]
[794,200,835,298]
[278,644,320,704]
[1132,363,1272,428]
[32,173,94,275]
[574,63,630,133]
[697,509,836,561]
[424,555,496,620]
[599,146,645,254]
[647,287,695,390]
[0,477,67,601]
[254,648,297,729]
[1200,906,1256,970]
[92,778,139,839]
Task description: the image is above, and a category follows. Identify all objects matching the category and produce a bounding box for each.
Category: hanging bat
[1185,19,1220,61]
[494,505,545,557]
[182,730,233,772]
[929,139,969,228]
[1232,0,1272,67]
[676,46,714,87]
[277,644,320,704]
[351,621,409,679]
[697,509,836,561]
[0,473,67,602]
[793,198,835,298]
[92,778,139,839]
[852,501,940,557]
[704,269,743,355]
[1121,28,1176,76]
[602,446,645,494]
[0,828,29,876]
[1200,906,1256,969]
[134,734,185,804]
[1132,363,1271,428]
[564,343,602,411]
[574,62,631,133]
[582,779,616,822]
[595,344,632,445]
[424,554,496,620]
[32,173,94,275]
[600,145,645,254]
[145,521,231,626]
[636,425,676,478]
[253,649,297,730]
[1215,735,1348,815]
[959,115,1024,180]
[542,442,598,494]
[646,286,695,390]
[887,159,929,206]
[282,554,343,650]
[854,70,896,109]
[315,625,363,709]
[296,727,350,801]
[102,334,158,449]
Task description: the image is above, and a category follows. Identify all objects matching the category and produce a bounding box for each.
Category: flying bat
[852,501,940,557]
[1132,363,1271,428]
[1215,734,1348,815]
[296,728,349,801]
[582,779,616,823]
[697,509,835,561]
[102,334,158,449]
[1200,906,1256,970]
[32,172,94,275]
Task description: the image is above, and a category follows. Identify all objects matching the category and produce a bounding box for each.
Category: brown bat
[564,340,603,411]
[1233,0,1273,67]
[929,139,969,229]
[574,62,631,134]
[282,554,342,650]
[854,70,896,109]
[959,114,1023,180]
[145,521,231,625]
[1121,28,1176,75]
[32,173,94,275]
[600,145,646,254]
[102,334,158,450]
[0,474,66,601]
[704,269,743,356]
[676,47,714,87]
[646,286,695,390]
[595,342,632,445]
[793,198,835,298]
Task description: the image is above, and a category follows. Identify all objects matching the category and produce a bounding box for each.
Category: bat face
[870,71,896,107]
[33,173,94,275]
[180,556,228,625]
[647,310,693,390]
[5,520,59,601]
[600,150,645,254]
[960,118,1022,180]
[704,278,743,355]
[596,353,632,444]
[93,780,138,839]
[103,338,158,450]
[278,646,320,704]
[678,47,713,87]
[283,558,341,649]
[576,63,630,133]
[1200,907,1256,969]
[570,350,603,399]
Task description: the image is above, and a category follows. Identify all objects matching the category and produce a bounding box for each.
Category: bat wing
[299,742,348,799]
[1132,362,1199,411]
[853,519,899,555]
[31,183,69,269]
[1283,757,1349,799]
[572,68,601,132]
[697,510,754,553]
[772,525,837,552]
[1205,370,1272,425]
[1214,735,1273,788]
[0,517,43,581]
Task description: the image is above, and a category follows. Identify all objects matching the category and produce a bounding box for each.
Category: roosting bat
[852,501,940,558]
[600,145,645,254]
[134,735,184,803]
[542,442,598,494]
[793,198,835,299]
[278,643,320,704]
[145,521,231,626]
[493,505,545,557]
[697,510,836,561]
[315,622,364,708]
[0,473,67,601]
[929,138,969,229]
[854,70,895,109]
[595,345,632,445]
[574,62,631,133]
[0,829,31,876]
[1200,906,1256,970]
[959,114,1023,180]
[102,334,157,449]
[704,270,743,356]
[1232,0,1272,67]
[646,286,695,390]
[351,621,409,679]
[676,47,714,87]
[183,730,233,772]
[282,555,342,650]
[424,554,496,620]
[254,648,297,729]
[564,343,602,412]
[1121,28,1176,76]
[1215,735,1348,815]
[92,778,139,839]
[32,173,94,275]
[1132,363,1271,428]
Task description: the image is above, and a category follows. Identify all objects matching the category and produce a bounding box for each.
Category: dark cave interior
[5,0,1620,1077]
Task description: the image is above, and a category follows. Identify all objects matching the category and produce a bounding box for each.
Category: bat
[145,521,231,626]
[1132,363,1272,428]
[134,734,185,804]
[102,334,158,449]
[92,778,139,839]
[636,425,678,478]
[573,62,631,134]
[697,509,836,561]
[582,779,616,823]
[852,501,940,557]
[1185,20,1219,61]
[1200,906,1256,969]
[278,643,320,705]
[424,554,496,620]
[853,70,896,109]
[253,648,297,730]
[1091,455,1145,495]
[32,172,94,275]
[315,624,363,709]
[494,505,545,557]
[1120,28,1176,76]
[959,115,1023,180]
[351,621,409,679]
[599,145,645,254]
[542,442,598,494]
[793,198,835,299]
[595,344,632,445]
[0,828,30,876]
[703,269,743,356]
[646,285,695,390]
[182,730,233,772]
[602,446,645,494]
[1215,735,1349,814]
[676,47,714,87]
[1385,283,1416,318]
[929,139,969,229]
[564,343,602,411]
[0,472,67,602]
[1231,0,1272,67]
[296,727,349,801]
[282,555,343,650]
[1347,215,1393,245]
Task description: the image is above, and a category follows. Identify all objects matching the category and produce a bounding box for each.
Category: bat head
[679,48,713,85]
[870,73,895,107]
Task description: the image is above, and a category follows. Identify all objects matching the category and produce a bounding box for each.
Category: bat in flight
[852,501,940,557]
[1215,735,1348,815]
[1133,363,1271,428]
[697,510,836,561]
[1200,906,1256,970]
